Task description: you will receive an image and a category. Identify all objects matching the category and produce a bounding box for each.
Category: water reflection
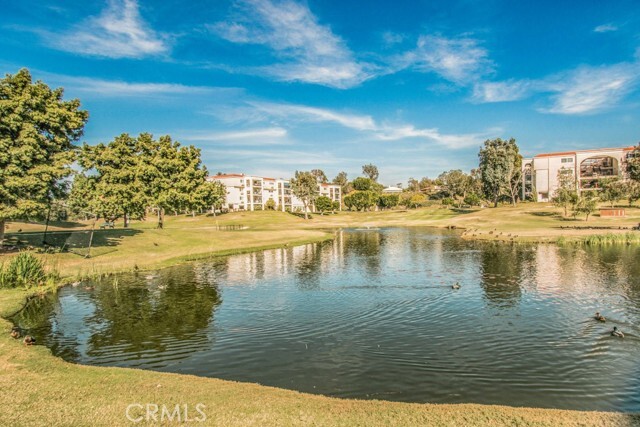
[12,228,640,412]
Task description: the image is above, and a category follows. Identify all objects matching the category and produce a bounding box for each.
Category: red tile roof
[534,146,635,158]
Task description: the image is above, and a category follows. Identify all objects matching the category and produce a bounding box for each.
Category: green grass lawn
[1,205,640,426]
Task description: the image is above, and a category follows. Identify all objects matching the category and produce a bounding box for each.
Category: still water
[14,228,640,411]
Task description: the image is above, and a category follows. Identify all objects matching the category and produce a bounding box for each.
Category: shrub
[441,197,455,206]
[265,199,276,210]
[0,252,47,288]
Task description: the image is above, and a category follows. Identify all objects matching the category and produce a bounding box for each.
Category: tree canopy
[290,171,319,219]
[478,138,522,207]
[362,163,379,181]
[0,68,88,243]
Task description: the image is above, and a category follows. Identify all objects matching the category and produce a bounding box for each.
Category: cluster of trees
[0,68,225,245]
[71,133,226,228]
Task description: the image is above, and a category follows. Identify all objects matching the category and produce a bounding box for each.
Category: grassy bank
[2,205,640,426]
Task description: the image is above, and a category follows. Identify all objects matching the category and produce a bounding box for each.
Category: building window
[561,158,573,163]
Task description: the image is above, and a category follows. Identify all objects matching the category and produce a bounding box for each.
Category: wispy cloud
[394,35,493,84]
[543,63,640,114]
[247,101,496,148]
[210,0,370,88]
[49,0,169,58]
[181,128,289,145]
[594,23,618,33]
[473,61,640,114]
[41,73,230,98]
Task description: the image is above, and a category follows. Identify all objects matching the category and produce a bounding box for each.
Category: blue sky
[2,0,640,184]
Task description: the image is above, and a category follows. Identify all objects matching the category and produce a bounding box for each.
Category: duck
[158,285,167,290]
[83,285,95,291]
[451,282,461,290]
[594,312,606,322]
[611,327,624,338]
[23,335,36,346]
[10,327,21,339]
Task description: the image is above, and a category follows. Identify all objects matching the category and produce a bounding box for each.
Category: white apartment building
[522,146,635,202]
[208,174,341,212]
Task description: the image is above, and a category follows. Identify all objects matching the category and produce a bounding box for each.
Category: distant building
[382,186,403,194]
[522,146,635,202]
[208,174,341,212]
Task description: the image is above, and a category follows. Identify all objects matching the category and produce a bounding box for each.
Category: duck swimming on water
[611,327,624,338]
[452,282,461,290]
[594,312,606,322]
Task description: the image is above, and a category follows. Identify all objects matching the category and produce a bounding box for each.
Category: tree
[136,133,209,228]
[437,170,472,208]
[193,180,226,215]
[264,198,276,211]
[310,169,328,184]
[79,133,146,226]
[406,178,420,193]
[67,174,96,220]
[627,142,640,182]
[290,171,319,219]
[332,171,351,195]
[378,194,400,210]
[407,193,426,209]
[574,193,598,221]
[551,168,578,217]
[625,181,640,206]
[478,138,522,207]
[0,69,88,243]
[419,177,436,194]
[314,196,333,214]
[352,177,383,192]
[362,163,379,181]
[599,178,626,208]
[343,191,377,211]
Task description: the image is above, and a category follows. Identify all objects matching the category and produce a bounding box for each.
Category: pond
[13,228,640,411]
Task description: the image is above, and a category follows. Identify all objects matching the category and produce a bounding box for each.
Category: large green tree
[137,134,209,228]
[332,171,350,195]
[0,69,88,243]
[79,133,146,226]
[290,171,319,219]
[478,138,522,207]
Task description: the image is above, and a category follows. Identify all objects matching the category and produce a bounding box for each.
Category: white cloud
[472,79,536,102]
[543,63,640,114]
[247,101,495,149]
[50,0,169,58]
[381,31,405,47]
[210,0,370,88]
[396,35,493,84]
[473,61,640,114]
[594,23,618,33]
[41,74,230,98]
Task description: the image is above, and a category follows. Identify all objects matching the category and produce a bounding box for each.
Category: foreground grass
[1,206,640,426]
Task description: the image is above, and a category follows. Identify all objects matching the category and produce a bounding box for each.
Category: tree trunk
[0,218,5,246]
[157,208,164,229]
[303,201,308,219]
[124,213,129,228]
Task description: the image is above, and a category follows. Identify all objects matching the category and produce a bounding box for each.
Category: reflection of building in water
[203,231,346,285]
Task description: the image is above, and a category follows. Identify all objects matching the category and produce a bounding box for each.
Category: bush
[441,197,455,206]
[265,199,276,210]
[0,252,47,288]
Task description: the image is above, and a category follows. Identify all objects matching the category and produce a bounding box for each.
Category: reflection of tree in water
[342,231,384,277]
[294,240,334,289]
[12,293,82,362]
[479,243,532,307]
[86,267,221,357]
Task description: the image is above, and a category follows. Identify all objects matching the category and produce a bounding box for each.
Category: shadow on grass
[527,211,558,217]
[450,208,478,214]
[9,219,90,230]
[4,229,142,256]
